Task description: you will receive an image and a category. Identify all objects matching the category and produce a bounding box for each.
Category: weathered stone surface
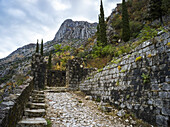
[85,96,92,100]
[0,78,33,127]
[27,102,46,109]
[53,19,97,42]
[156,115,169,126]
[24,109,46,117]
[47,70,66,87]
[45,92,126,127]
[17,117,47,127]
[31,54,46,90]
[78,32,170,126]
[117,110,125,117]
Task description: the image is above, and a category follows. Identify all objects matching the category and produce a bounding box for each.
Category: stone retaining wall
[0,78,33,127]
[66,58,95,90]
[79,32,170,126]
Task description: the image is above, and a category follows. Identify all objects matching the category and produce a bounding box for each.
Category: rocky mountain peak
[53,19,98,42]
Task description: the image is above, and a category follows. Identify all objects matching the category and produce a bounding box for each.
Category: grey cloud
[0,0,121,59]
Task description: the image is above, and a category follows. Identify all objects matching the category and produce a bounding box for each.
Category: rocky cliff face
[0,19,98,83]
[0,44,36,65]
[0,44,35,82]
[53,19,97,42]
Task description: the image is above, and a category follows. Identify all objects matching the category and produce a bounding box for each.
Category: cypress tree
[36,39,39,53]
[162,0,170,15]
[48,53,52,69]
[122,0,130,42]
[41,39,43,56]
[148,0,163,25]
[97,0,107,46]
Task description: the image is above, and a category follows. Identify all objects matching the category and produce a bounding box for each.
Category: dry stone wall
[31,53,46,90]
[79,32,170,126]
[66,58,95,90]
[47,70,66,87]
[0,78,33,127]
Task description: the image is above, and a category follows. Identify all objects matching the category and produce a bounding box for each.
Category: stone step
[17,117,47,127]
[32,94,45,98]
[30,96,45,100]
[27,102,46,109]
[30,97,45,103]
[24,109,46,117]
[32,90,44,94]
[44,87,68,92]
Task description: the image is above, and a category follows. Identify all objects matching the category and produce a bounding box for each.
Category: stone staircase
[44,86,68,92]
[17,90,47,127]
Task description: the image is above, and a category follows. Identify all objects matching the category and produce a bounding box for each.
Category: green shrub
[96,97,101,102]
[130,21,143,38]
[121,69,126,73]
[46,119,52,127]
[141,73,150,84]
[97,68,103,72]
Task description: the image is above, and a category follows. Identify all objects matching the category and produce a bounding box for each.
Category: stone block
[155,99,163,108]
[159,92,167,98]
[156,115,168,126]
[151,84,160,91]
[162,83,170,91]
[162,107,170,116]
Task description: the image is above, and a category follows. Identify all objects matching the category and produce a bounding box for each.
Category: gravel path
[45,92,126,127]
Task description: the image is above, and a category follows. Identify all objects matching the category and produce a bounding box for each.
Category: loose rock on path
[45,92,127,127]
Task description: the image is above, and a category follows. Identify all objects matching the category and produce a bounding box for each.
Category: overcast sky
[0,0,121,59]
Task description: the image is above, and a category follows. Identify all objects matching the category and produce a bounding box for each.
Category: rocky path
[45,92,127,127]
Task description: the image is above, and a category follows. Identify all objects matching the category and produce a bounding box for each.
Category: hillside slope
[0,19,97,83]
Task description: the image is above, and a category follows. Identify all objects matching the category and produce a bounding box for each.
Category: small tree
[41,39,43,56]
[122,0,130,42]
[97,0,107,46]
[148,0,163,25]
[48,53,52,69]
[36,39,39,53]
[162,0,170,16]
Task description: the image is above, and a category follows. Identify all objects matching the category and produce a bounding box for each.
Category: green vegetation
[36,39,39,53]
[0,74,12,84]
[116,80,119,86]
[87,77,91,80]
[96,97,101,102]
[53,44,73,70]
[148,0,163,25]
[162,0,170,16]
[46,119,52,127]
[42,0,168,72]
[121,69,126,73]
[97,68,103,72]
[97,0,107,46]
[122,0,130,42]
[138,25,157,42]
[126,94,130,99]
[41,39,43,56]
[141,73,150,84]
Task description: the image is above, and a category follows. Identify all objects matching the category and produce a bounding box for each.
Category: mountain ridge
[53,19,97,42]
[0,19,98,82]
[0,19,97,62]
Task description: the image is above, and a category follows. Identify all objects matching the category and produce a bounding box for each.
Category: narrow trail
[45,92,127,127]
